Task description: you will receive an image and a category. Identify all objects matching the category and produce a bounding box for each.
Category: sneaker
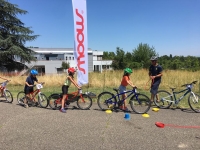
[24,104,29,108]
[60,108,66,113]
[119,106,130,112]
[124,107,130,112]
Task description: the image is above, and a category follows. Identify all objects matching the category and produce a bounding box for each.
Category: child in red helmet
[60,67,81,113]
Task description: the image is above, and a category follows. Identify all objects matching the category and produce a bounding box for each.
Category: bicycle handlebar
[0,80,11,84]
[29,82,45,87]
[181,81,197,87]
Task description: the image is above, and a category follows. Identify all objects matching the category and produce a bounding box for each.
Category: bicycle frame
[106,88,138,105]
[161,87,194,104]
[55,90,85,104]
[27,84,44,101]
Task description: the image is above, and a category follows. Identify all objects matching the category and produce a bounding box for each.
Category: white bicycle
[0,80,13,103]
[154,81,200,113]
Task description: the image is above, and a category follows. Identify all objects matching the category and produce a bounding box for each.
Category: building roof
[30,48,93,54]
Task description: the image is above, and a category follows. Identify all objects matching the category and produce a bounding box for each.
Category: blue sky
[9,0,200,56]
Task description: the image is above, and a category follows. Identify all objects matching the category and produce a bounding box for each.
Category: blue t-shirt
[24,76,38,90]
[149,64,162,82]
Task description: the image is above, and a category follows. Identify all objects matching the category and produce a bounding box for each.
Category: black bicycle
[97,87,151,114]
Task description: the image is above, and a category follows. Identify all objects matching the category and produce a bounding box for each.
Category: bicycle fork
[38,92,43,102]
[191,92,199,103]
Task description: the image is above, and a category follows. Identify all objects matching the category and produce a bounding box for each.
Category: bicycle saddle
[169,87,176,90]
[113,88,119,93]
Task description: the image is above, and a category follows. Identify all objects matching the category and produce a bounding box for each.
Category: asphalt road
[0,99,200,150]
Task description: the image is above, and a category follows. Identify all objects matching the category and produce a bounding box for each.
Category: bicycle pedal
[108,105,114,109]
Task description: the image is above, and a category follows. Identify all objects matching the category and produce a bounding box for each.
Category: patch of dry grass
[1,69,200,92]
[1,70,200,108]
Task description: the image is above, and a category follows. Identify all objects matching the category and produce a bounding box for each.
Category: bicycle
[17,82,48,108]
[0,80,13,103]
[97,87,151,114]
[48,89,93,110]
[154,81,200,113]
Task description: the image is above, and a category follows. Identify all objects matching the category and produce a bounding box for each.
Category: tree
[132,43,158,69]
[111,47,128,70]
[0,0,39,71]
[102,51,115,60]
[61,61,70,70]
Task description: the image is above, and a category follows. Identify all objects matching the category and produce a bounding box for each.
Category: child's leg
[0,86,3,96]
[121,93,127,109]
[61,94,67,109]
[23,94,29,107]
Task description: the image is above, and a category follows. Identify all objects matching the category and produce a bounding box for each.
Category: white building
[15,48,112,75]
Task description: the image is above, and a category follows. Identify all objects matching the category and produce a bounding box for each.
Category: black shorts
[150,80,161,95]
[24,88,34,94]
[62,85,69,94]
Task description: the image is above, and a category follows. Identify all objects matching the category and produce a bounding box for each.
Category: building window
[66,57,68,60]
[97,57,102,60]
[72,57,74,60]
[69,57,71,60]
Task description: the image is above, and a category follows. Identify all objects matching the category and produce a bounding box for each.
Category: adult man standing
[149,56,163,102]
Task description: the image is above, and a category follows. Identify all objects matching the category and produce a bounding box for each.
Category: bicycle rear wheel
[4,90,13,103]
[154,90,173,109]
[48,94,61,110]
[17,91,25,105]
[77,94,92,110]
[97,92,117,111]
[188,93,200,113]
[38,93,49,108]
[130,93,151,114]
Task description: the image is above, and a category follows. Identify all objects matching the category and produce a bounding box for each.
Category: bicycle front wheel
[130,93,151,114]
[17,91,25,105]
[48,94,61,110]
[38,93,49,108]
[4,90,13,103]
[188,93,200,113]
[77,94,92,110]
[97,92,117,111]
[154,90,173,109]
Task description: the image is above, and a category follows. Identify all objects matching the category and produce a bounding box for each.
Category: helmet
[68,67,76,74]
[124,68,133,74]
[30,69,38,75]
[150,56,158,61]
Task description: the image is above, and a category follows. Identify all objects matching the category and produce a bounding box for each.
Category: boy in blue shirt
[24,69,39,108]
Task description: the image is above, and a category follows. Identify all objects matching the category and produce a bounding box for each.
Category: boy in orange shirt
[119,68,136,111]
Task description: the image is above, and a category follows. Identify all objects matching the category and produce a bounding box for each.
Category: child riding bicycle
[23,69,40,108]
[119,68,136,111]
[0,76,9,97]
[60,67,81,113]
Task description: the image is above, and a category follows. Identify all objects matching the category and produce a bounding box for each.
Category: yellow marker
[142,113,150,118]
[152,108,159,112]
[105,110,112,114]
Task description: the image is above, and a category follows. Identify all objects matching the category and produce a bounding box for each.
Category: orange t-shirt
[120,76,130,86]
